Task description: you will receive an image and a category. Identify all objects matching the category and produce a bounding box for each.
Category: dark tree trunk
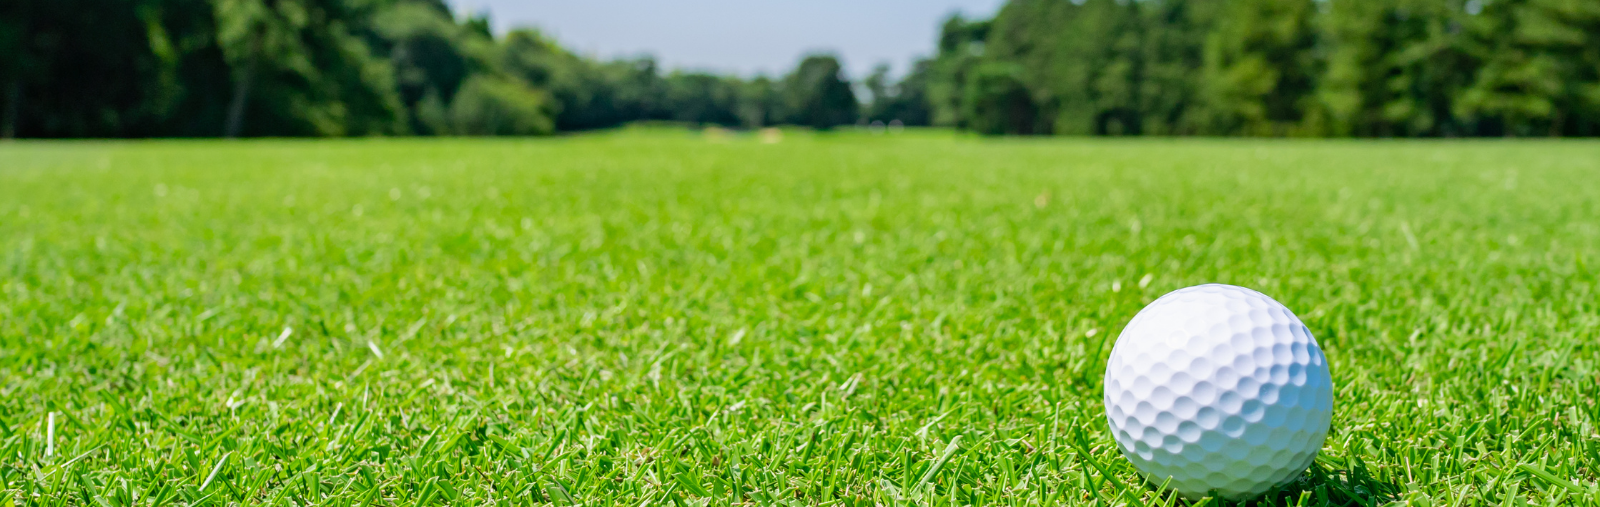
[1,79,18,139]
[224,25,264,138]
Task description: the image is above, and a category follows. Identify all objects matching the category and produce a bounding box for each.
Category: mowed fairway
[2,131,1599,506]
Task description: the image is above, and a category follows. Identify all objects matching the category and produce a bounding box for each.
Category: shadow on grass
[1228,457,1402,507]
[1142,456,1402,507]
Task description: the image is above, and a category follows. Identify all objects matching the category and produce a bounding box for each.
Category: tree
[662,72,743,126]
[927,15,991,129]
[1137,0,1217,135]
[996,0,1149,135]
[1316,0,1480,136]
[210,0,404,137]
[608,57,669,122]
[448,74,552,135]
[889,60,935,126]
[501,29,758,132]
[863,64,894,120]
[963,61,1040,135]
[1200,0,1321,136]
[948,0,1218,136]
[1458,0,1600,136]
[781,54,858,130]
[9,0,1600,139]
[0,0,201,137]
[0,4,26,138]
[371,1,490,135]
[738,76,781,128]
[499,28,623,131]
[863,61,933,126]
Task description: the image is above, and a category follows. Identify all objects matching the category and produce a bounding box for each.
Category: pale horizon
[445,0,1006,79]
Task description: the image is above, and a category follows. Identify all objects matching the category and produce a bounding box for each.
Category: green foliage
[1317,0,1478,136]
[0,0,406,138]
[209,0,405,136]
[738,76,782,128]
[661,72,745,127]
[498,28,626,131]
[940,0,1215,136]
[986,0,1141,135]
[782,54,860,130]
[1,0,866,138]
[371,0,495,135]
[0,0,225,137]
[864,61,934,126]
[927,15,992,129]
[498,32,763,132]
[1200,0,1321,136]
[447,75,553,136]
[926,0,1599,137]
[2,132,1599,504]
[1458,0,1600,136]
[7,0,1599,138]
[962,62,1040,135]
[1136,0,1216,135]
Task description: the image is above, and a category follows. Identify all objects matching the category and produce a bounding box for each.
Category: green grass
[2,129,1598,506]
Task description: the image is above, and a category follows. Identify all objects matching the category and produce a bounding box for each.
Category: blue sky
[445,0,1006,78]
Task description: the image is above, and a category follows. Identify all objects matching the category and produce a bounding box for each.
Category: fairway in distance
[1104,284,1335,500]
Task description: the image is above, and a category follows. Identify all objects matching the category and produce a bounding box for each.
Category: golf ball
[1103,284,1333,500]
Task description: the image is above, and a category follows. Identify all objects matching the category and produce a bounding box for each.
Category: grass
[1,129,1597,506]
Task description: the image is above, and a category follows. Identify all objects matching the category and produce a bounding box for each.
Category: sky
[444,0,1006,79]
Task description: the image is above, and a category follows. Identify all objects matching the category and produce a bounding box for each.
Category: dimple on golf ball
[1103,284,1333,500]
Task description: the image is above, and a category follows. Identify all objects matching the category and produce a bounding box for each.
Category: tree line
[0,0,876,138]
[929,0,1600,137]
[2,0,1596,138]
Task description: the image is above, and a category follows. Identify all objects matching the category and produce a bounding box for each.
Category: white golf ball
[1103,284,1333,500]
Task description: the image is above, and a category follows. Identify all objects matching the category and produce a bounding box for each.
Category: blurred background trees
[1,0,1596,138]
[932,0,1600,137]
[781,55,859,130]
